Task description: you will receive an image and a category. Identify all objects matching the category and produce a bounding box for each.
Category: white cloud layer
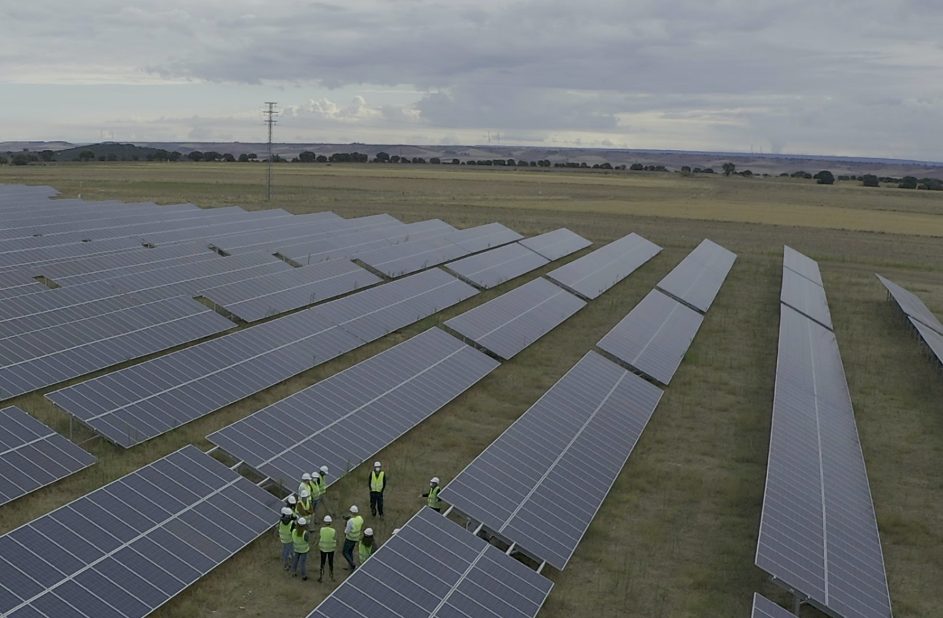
[2,1,943,158]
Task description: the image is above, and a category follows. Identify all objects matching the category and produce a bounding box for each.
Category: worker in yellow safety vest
[297,488,313,524]
[422,476,443,512]
[291,517,311,580]
[342,505,363,571]
[317,515,336,582]
[298,472,313,499]
[359,527,376,565]
[277,507,296,571]
[368,461,386,517]
[314,465,329,516]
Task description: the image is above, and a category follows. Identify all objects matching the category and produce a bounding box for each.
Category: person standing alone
[342,505,364,571]
[318,515,336,582]
[369,461,386,518]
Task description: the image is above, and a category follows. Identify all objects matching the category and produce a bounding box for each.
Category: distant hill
[4,140,942,178]
[53,143,167,161]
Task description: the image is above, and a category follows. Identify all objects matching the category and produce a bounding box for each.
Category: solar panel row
[444,243,549,289]
[0,406,95,507]
[309,508,553,618]
[207,327,499,489]
[655,238,737,313]
[0,297,236,400]
[440,351,663,570]
[596,289,704,385]
[47,269,478,448]
[875,274,943,335]
[755,303,892,618]
[909,317,943,367]
[518,227,592,261]
[358,223,522,278]
[200,259,382,322]
[546,232,661,299]
[0,445,280,618]
[444,277,586,359]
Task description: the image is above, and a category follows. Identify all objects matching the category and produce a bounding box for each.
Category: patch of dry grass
[0,163,940,617]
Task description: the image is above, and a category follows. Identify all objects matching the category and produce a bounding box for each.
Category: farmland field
[0,162,941,617]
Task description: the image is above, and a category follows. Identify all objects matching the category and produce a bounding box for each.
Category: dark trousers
[342,539,357,569]
[370,491,384,516]
[320,550,334,571]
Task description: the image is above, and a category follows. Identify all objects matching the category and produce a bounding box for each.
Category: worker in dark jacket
[368,461,386,517]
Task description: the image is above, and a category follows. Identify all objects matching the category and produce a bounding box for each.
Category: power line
[263,102,278,201]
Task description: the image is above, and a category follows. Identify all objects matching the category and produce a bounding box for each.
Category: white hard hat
[374,461,381,468]
[349,505,359,514]
[430,477,439,484]
[310,471,318,479]
[300,488,311,498]
[287,495,297,505]
[364,528,374,536]
[297,517,307,526]
[393,528,402,535]
[323,515,333,524]
[281,507,292,516]
[302,472,312,481]
[319,465,329,474]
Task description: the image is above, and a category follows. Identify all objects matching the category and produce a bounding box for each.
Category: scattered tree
[298,151,317,163]
[187,151,204,162]
[814,170,835,185]
[898,176,918,189]
[722,162,736,176]
[237,153,250,162]
[861,174,880,187]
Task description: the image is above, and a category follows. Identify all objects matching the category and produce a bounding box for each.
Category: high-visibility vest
[278,519,293,544]
[346,515,364,542]
[319,526,337,552]
[298,481,309,497]
[298,496,312,515]
[359,541,374,564]
[370,471,385,493]
[427,486,442,509]
[310,477,323,499]
[292,527,310,553]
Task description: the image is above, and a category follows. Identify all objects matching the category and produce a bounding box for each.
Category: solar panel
[440,351,663,570]
[910,317,943,366]
[545,232,661,300]
[206,213,345,254]
[0,406,95,507]
[0,253,291,334]
[876,274,943,334]
[208,327,499,488]
[0,203,202,242]
[445,243,550,289]
[135,208,295,246]
[0,445,280,618]
[200,259,382,322]
[308,508,553,618]
[0,236,145,271]
[783,245,824,286]
[518,228,592,261]
[450,222,523,253]
[752,593,797,618]
[0,297,235,400]
[215,213,402,256]
[756,304,892,618]
[444,277,586,359]
[358,237,472,278]
[780,267,833,330]
[47,269,478,448]
[655,238,737,313]
[596,289,704,385]
[357,223,522,278]
[278,219,456,266]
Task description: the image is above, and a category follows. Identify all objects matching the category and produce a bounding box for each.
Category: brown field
[0,162,941,617]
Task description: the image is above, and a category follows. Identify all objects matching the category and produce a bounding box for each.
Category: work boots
[318,568,323,583]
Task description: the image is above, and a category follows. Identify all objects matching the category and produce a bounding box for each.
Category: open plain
[0,163,940,617]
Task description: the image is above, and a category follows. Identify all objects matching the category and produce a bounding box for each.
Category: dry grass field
[0,162,941,617]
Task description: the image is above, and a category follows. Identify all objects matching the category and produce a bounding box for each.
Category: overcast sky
[2,1,942,160]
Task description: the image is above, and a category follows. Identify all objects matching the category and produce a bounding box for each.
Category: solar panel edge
[876,272,943,336]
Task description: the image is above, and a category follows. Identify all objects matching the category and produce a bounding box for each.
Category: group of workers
[276,461,444,583]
